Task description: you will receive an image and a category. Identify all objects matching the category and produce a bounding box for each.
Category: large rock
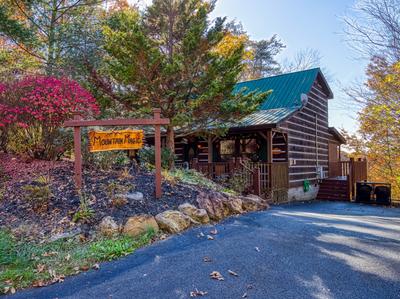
[155,210,192,233]
[196,191,243,221]
[178,203,210,224]
[123,215,159,237]
[197,191,226,221]
[99,216,119,237]
[240,194,270,212]
[224,195,243,214]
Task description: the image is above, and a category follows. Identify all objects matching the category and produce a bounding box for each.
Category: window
[220,140,235,155]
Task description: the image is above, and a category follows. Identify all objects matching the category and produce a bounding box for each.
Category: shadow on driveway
[5,201,400,299]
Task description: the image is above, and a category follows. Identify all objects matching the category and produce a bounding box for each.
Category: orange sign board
[89,129,144,152]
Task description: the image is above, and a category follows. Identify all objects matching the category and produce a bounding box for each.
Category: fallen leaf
[207,235,214,240]
[65,254,71,261]
[210,228,218,235]
[93,263,100,270]
[36,264,46,273]
[247,284,254,289]
[198,232,205,237]
[255,247,260,252]
[10,287,16,294]
[32,280,46,288]
[242,292,248,298]
[52,275,65,284]
[210,271,224,281]
[42,251,58,257]
[228,270,238,277]
[190,289,208,297]
[80,265,90,271]
[203,256,212,262]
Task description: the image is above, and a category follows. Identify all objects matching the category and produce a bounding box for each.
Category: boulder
[123,215,159,237]
[197,191,244,221]
[240,194,270,212]
[99,216,119,237]
[197,191,226,221]
[155,210,192,233]
[224,195,243,214]
[126,192,144,201]
[178,203,210,224]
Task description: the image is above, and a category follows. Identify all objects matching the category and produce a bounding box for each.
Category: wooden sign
[64,109,169,198]
[89,129,144,152]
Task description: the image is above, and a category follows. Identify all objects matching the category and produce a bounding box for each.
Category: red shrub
[0,76,99,127]
[0,76,100,159]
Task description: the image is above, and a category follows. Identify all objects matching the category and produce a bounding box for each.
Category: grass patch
[165,169,237,195]
[0,229,155,294]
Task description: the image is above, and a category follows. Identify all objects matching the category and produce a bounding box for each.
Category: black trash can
[375,186,391,205]
[356,183,372,203]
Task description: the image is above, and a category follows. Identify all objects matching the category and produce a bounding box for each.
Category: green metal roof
[231,68,332,128]
[235,107,298,127]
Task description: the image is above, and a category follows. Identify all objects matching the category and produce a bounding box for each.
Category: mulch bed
[0,153,200,241]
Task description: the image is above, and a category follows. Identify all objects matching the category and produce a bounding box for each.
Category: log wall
[282,80,331,188]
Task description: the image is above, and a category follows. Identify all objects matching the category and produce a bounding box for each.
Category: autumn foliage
[0,76,99,128]
[0,76,99,159]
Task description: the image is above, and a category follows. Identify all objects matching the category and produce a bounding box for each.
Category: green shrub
[138,146,175,169]
[167,169,236,195]
[6,126,73,160]
[105,180,133,200]
[22,176,53,211]
[90,151,130,171]
[226,171,247,194]
[73,192,95,223]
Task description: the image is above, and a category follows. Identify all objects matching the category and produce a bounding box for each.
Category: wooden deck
[319,158,368,200]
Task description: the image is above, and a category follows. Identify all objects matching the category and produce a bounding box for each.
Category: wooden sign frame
[64,109,169,198]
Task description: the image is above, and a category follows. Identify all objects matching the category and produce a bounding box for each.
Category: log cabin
[166,68,366,202]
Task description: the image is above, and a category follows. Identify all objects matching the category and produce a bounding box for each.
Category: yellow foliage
[354,57,400,200]
[212,33,253,60]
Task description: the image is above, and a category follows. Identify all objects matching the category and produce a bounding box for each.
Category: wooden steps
[317,179,349,201]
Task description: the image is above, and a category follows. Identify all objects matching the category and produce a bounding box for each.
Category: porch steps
[317,179,349,201]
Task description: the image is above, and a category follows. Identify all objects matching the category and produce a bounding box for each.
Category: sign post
[65,108,169,198]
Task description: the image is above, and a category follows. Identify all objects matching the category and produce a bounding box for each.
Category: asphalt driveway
[6,201,400,299]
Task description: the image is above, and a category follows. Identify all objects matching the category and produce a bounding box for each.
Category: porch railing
[328,158,368,199]
[190,158,289,198]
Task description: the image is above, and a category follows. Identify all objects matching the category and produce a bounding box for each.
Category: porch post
[266,130,273,163]
[207,135,213,163]
[266,130,273,190]
[73,114,82,190]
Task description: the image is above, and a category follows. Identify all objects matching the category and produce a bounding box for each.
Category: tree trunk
[166,125,175,170]
[46,0,58,75]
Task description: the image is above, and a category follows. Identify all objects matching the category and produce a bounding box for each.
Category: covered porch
[176,128,290,200]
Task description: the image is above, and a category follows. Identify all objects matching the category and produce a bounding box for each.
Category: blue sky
[210,0,367,133]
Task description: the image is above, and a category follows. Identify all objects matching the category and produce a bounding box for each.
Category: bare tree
[280,48,322,73]
[343,0,400,62]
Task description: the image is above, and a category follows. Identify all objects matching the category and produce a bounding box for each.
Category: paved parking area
[7,201,400,299]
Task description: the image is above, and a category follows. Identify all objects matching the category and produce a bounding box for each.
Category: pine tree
[101,1,267,167]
